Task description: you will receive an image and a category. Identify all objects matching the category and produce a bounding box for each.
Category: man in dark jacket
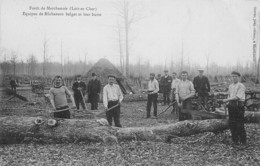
[193,69,210,111]
[87,73,101,110]
[72,75,87,110]
[10,77,17,94]
[160,70,172,105]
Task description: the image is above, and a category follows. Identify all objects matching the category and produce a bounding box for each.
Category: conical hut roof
[84,58,134,94]
[84,58,124,82]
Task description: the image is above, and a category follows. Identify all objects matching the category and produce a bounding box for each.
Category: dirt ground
[1,90,260,166]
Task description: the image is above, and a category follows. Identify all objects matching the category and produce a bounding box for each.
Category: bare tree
[84,52,87,73]
[256,12,260,83]
[170,55,174,73]
[42,36,49,77]
[164,56,167,70]
[60,40,63,76]
[205,52,210,76]
[10,51,18,76]
[114,0,143,77]
[27,54,37,77]
[116,22,125,74]
[180,40,184,72]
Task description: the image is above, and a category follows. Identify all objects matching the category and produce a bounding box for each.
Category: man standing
[223,71,246,145]
[193,69,210,111]
[157,74,162,94]
[160,70,172,105]
[171,72,180,113]
[49,75,76,119]
[146,73,159,118]
[10,77,17,94]
[175,71,195,121]
[87,73,101,110]
[103,75,123,127]
[72,75,87,110]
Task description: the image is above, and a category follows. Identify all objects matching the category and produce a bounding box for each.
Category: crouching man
[175,71,195,121]
[103,75,123,127]
[223,71,247,145]
[49,75,76,119]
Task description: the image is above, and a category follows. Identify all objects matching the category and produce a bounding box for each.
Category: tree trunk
[1,111,260,144]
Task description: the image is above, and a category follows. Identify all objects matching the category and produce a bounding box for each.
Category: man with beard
[87,73,101,110]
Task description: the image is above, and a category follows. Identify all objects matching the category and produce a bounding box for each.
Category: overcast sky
[0,0,259,68]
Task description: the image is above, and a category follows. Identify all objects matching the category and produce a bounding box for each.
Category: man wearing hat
[146,73,159,118]
[87,73,101,110]
[193,69,210,111]
[160,70,172,105]
[72,75,87,110]
[103,74,123,127]
[223,71,247,145]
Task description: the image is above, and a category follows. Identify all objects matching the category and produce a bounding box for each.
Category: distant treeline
[0,57,256,81]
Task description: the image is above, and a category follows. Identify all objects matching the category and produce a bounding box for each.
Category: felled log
[0,111,259,144]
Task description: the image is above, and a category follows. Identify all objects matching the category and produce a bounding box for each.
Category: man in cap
[171,72,180,113]
[10,77,17,94]
[193,69,210,111]
[146,73,159,118]
[72,75,87,110]
[160,70,172,105]
[223,71,247,145]
[87,73,101,110]
[175,71,195,121]
[103,74,123,127]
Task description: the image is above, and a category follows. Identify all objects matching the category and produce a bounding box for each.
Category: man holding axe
[72,75,87,110]
[146,73,159,118]
[49,75,76,119]
[103,74,123,127]
[223,71,246,145]
[175,71,195,121]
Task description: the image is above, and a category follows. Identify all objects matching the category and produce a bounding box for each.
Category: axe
[95,104,120,117]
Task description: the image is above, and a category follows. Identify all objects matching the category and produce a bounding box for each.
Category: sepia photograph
[0,0,260,165]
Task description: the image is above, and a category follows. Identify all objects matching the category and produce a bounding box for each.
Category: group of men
[71,73,101,111]
[49,73,123,128]
[49,69,247,145]
[151,69,210,119]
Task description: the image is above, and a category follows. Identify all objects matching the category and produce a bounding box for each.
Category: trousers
[163,92,171,105]
[54,106,71,119]
[89,94,99,110]
[74,96,86,110]
[198,94,208,111]
[106,101,122,127]
[178,99,192,121]
[146,93,158,117]
[228,105,247,144]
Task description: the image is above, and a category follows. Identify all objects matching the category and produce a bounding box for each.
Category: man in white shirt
[175,71,195,121]
[223,71,246,145]
[171,72,180,113]
[103,75,123,127]
[146,73,159,118]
